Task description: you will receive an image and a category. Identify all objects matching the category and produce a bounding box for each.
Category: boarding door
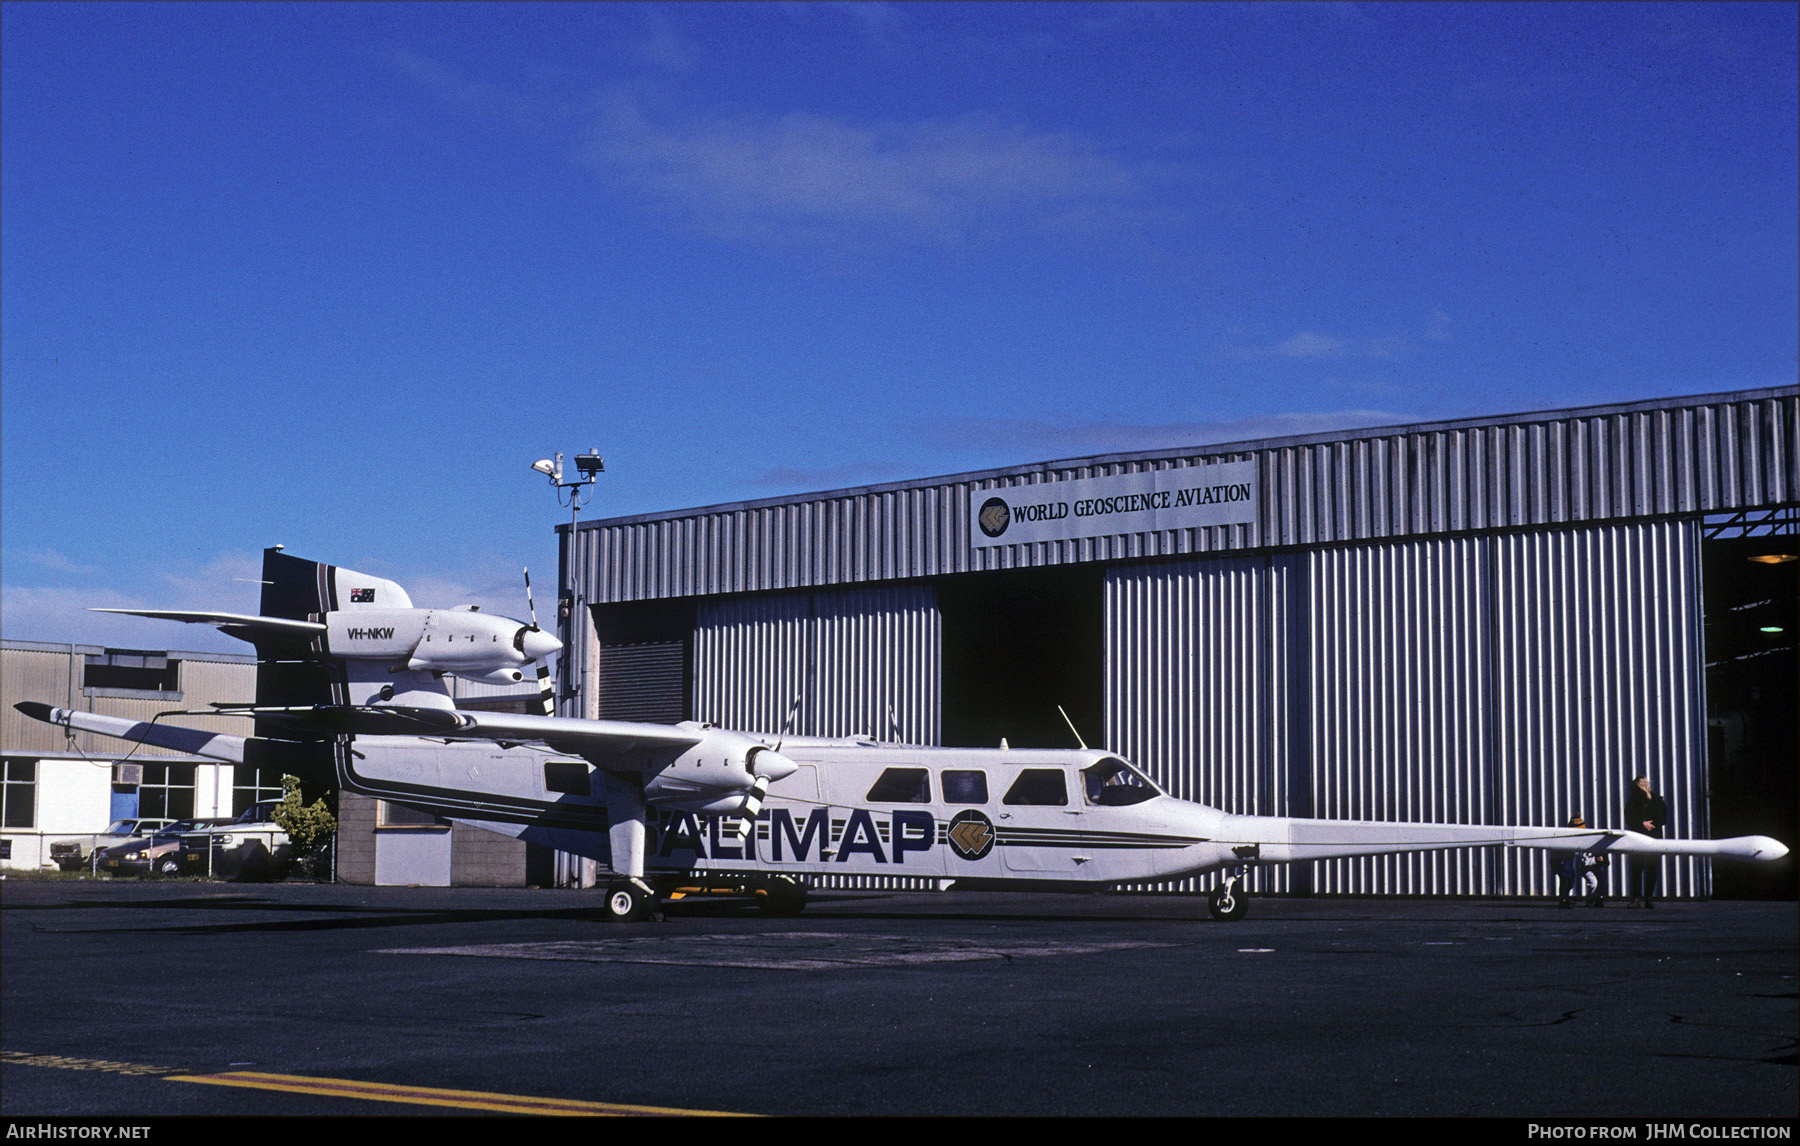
[999,765,1085,875]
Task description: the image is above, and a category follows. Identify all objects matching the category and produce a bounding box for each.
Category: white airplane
[17,549,1788,921]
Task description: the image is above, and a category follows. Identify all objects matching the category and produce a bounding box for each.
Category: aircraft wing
[441,709,709,755]
[1217,813,1788,863]
[91,608,327,635]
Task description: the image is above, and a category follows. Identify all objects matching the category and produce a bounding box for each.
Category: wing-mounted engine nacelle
[324,605,562,681]
[644,728,799,815]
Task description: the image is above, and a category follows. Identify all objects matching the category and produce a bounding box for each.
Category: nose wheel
[1208,873,1249,921]
[603,878,658,922]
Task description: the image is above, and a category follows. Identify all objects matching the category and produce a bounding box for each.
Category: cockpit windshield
[1081,757,1161,806]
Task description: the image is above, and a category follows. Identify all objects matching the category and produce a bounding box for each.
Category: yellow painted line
[164,1071,751,1116]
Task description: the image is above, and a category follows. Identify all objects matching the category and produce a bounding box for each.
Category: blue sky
[4,2,1795,653]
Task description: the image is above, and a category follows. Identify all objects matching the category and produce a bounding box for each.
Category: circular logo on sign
[946,809,997,861]
[977,497,1011,538]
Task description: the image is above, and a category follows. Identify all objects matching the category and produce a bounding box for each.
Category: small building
[1,641,263,870]
[1,640,544,884]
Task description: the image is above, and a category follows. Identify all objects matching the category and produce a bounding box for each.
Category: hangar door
[1105,519,1710,899]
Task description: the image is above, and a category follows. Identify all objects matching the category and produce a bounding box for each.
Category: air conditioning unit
[113,763,143,787]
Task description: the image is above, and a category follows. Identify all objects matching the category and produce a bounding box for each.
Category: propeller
[730,742,796,844]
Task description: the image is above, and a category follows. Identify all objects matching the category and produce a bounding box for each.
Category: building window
[83,649,182,697]
[233,767,286,815]
[2,758,37,829]
[138,763,196,820]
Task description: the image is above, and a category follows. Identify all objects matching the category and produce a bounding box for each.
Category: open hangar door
[937,564,1104,752]
[1702,523,1798,900]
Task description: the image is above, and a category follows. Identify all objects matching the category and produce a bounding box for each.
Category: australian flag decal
[350,588,376,603]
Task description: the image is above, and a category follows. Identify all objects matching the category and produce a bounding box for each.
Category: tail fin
[252,548,341,730]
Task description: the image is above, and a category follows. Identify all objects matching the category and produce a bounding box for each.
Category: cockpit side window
[866,767,932,803]
[1002,768,1069,806]
[941,770,988,804]
[1081,757,1160,806]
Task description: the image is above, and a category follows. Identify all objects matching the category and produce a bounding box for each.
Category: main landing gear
[600,874,809,921]
[1208,872,1250,921]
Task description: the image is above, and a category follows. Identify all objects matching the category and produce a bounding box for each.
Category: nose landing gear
[1208,870,1250,921]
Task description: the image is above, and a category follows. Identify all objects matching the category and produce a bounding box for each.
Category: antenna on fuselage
[1058,705,1088,750]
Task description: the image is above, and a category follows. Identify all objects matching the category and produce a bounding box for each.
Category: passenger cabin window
[1002,768,1068,807]
[941,770,988,804]
[866,767,931,803]
[1082,758,1160,807]
[544,760,592,796]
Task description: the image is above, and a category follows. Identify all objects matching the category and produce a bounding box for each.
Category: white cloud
[747,461,908,491]
[388,48,543,128]
[918,409,1407,460]
[584,94,1148,245]
[11,549,100,576]
[1274,331,1346,359]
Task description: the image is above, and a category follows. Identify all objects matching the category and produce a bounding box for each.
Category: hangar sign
[970,460,1257,547]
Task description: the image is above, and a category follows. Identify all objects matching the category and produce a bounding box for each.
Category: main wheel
[604,880,655,922]
[756,876,808,916]
[1209,883,1248,922]
[155,856,181,876]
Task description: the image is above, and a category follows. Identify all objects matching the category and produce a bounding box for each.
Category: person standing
[1625,776,1669,908]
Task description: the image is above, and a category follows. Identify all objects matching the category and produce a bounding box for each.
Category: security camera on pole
[530,450,603,719]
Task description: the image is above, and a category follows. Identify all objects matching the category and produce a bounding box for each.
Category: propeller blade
[533,661,555,717]
[523,568,540,631]
[775,690,802,752]
[732,775,770,843]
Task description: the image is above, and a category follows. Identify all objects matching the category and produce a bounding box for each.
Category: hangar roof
[569,387,1797,602]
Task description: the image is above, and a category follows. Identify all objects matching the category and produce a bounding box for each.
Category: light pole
[530,450,604,717]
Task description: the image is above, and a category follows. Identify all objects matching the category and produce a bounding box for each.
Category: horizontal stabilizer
[91,608,326,635]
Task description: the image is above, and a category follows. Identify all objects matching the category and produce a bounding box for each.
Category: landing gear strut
[1208,871,1250,922]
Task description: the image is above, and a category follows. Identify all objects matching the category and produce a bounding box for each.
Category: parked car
[50,819,175,871]
[95,819,226,876]
[175,801,293,880]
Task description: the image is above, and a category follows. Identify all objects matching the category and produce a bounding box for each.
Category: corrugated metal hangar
[558,387,1797,900]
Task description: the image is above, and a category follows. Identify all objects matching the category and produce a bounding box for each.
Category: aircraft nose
[518,626,563,662]
[750,747,799,782]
